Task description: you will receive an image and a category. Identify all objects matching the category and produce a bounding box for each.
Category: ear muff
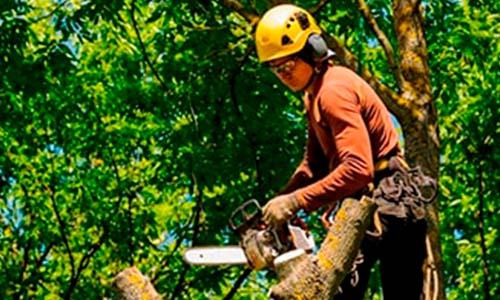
[307,34,329,61]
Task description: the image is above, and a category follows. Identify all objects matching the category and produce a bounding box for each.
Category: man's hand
[262,194,300,228]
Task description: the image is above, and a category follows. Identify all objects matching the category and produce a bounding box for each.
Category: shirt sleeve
[280,122,327,195]
[294,84,374,211]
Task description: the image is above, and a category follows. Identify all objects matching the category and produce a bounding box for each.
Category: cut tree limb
[270,196,377,299]
[113,267,162,300]
[111,197,376,300]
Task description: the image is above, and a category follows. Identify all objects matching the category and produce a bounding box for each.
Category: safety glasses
[269,57,298,75]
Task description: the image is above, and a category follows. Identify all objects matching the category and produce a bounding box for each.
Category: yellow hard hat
[255,4,321,62]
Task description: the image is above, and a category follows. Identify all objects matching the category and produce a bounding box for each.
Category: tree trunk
[392,1,443,299]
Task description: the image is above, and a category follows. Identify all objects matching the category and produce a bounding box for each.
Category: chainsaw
[183,199,315,270]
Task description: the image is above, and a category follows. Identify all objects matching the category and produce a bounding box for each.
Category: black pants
[334,215,427,300]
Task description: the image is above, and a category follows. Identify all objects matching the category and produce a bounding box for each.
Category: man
[255,4,428,300]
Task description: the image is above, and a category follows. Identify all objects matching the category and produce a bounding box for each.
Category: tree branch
[73,230,108,281]
[169,172,204,300]
[310,0,331,15]
[477,160,491,300]
[60,184,109,299]
[64,186,109,299]
[392,0,431,106]
[35,242,55,270]
[223,268,252,300]
[127,193,135,266]
[31,0,68,23]
[357,0,403,89]
[45,182,75,281]
[221,0,260,25]
[13,183,36,299]
[110,156,126,209]
[14,237,32,300]
[150,211,196,284]
[322,33,418,122]
[21,242,55,294]
[130,0,170,94]
[228,47,265,198]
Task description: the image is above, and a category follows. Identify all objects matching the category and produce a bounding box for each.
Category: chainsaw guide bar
[183,246,248,266]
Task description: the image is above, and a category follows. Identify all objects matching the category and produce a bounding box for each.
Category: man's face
[268,56,313,92]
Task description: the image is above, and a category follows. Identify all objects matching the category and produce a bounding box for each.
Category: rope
[365,210,383,238]
[425,234,439,300]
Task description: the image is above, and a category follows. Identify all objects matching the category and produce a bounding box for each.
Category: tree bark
[269,196,377,299]
[113,267,162,300]
[392,1,443,299]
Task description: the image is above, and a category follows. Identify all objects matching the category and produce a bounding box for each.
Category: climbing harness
[371,157,437,221]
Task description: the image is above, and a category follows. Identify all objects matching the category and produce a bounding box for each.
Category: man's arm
[263,123,326,228]
[294,84,374,212]
[280,123,326,195]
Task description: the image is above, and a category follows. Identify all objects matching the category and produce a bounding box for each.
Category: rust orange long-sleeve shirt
[283,66,401,212]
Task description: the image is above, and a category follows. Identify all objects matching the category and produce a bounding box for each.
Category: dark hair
[297,41,316,66]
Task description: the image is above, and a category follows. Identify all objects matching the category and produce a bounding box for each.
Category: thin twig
[310,0,331,15]
[76,231,107,279]
[150,211,196,284]
[14,184,34,298]
[169,266,189,300]
[62,184,106,298]
[19,242,55,294]
[169,172,204,300]
[35,242,55,270]
[127,193,135,266]
[13,237,32,300]
[45,182,75,280]
[357,0,403,89]
[110,156,125,208]
[31,0,68,22]
[130,0,170,94]
[188,99,200,133]
[223,268,252,300]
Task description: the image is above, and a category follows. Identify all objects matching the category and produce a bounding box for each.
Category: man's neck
[304,71,324,97]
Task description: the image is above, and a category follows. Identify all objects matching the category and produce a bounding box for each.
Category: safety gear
[269,56,298,75]
[306,34,329,60]
[262,193,300,228]
[255,4,321,62]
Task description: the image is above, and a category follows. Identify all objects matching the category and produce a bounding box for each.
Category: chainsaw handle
[229,199,262,233]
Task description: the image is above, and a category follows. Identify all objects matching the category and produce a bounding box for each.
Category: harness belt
[320,153,436,229]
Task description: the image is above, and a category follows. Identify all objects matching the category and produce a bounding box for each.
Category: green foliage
[428,1,500,298]
[0,0,498,299]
